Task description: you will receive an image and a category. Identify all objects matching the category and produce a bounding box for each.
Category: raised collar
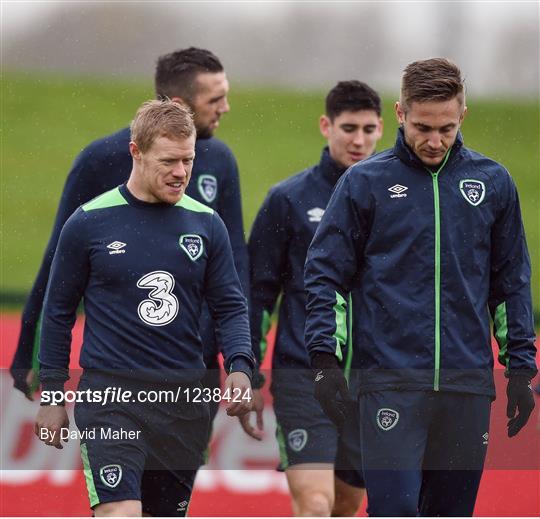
[393,127,464,172]
[318,147,348,187]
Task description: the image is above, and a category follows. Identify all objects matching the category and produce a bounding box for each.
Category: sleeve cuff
[310,351,340,370]
[228,356,253,382]
[251,369,266,389]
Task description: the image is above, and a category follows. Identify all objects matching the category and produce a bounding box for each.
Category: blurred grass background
[1,71,539,316]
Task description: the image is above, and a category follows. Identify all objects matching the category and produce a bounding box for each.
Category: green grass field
[1,71,539,314]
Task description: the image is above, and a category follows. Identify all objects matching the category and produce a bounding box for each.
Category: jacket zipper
[427,149,451,391]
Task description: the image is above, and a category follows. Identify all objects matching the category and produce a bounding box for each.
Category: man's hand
[506,375,535,437]
[224,371,253,417]
[238,389,264,440]
[35,405,70,449]
[312,352,352,427]
[11,368,39,400]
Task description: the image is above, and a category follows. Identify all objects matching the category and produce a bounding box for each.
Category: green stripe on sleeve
[333,291,347,362]
[494,302,510,369]
[259,310,271,363]
[80,443,100,507]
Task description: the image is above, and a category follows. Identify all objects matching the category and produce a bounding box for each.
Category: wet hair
[325,80,382,120]
[130,99,195,153]
[155,47,224,102]
[401,58,465,110]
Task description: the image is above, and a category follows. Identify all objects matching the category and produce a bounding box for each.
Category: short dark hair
[325,81,382,120]
[401,58,465,110]
[155,47,224,102]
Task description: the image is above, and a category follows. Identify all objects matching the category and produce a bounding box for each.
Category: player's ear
[170,96,188,107]
[395,102,405,125]
[319,115,331,139]
[460,105,468,124]
[129,141,142,161]
[377,117,384,139]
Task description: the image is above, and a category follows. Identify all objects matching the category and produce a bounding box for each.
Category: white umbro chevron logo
[107,241,126,255]
[388,184,408,198]
[307,207,325,222]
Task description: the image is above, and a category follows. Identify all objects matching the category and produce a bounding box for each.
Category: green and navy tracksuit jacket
[249,148,349,374]
[39,184,253,391]
[305,128,537,397]
[12,128,248,389]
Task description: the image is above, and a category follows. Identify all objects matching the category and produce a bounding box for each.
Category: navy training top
[12,127,248,387]
[249,147,347,372]
[39,184,254,390]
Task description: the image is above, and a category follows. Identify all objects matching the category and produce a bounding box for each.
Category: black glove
[311,352,352,427]
[10,368,32,397]
[506,374,535,438]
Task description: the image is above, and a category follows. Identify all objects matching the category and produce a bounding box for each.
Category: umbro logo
[315,371,324,382]
[177,500,189,512]
[307,207,325,223]
[388,184,408,198]
[482,432,489,445]
[107,241,126,255]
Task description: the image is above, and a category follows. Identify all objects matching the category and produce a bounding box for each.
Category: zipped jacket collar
[393,126,464,172]
[318,147,348,187]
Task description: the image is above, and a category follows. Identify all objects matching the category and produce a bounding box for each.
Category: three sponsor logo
[136,271,179,326]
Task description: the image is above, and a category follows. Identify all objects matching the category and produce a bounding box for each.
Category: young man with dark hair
[35,100,254,517]
[304,58,537,516]
[244,81,383,516]
[11,48,248,417]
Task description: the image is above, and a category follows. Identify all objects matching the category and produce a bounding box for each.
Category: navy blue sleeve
[304,172,371,361]
[205,213,255,377]
[248,188,289,367]
[39,209,90,391]
[217,149,249,297]
[488,171,537,376]
[11,150,100,381]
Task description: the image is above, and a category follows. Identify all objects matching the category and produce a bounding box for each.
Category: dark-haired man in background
[11,48,249,419]
[245,81,383,516]
[305,58,537,516]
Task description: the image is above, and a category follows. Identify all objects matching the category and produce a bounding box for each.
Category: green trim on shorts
[80,443,100,507]
[29,311,43,393]
[275,423,289,470]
